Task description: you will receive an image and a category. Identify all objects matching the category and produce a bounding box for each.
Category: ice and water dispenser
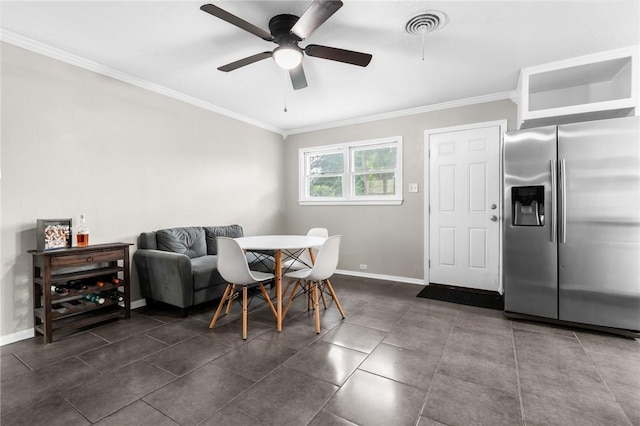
[511,186,545,226]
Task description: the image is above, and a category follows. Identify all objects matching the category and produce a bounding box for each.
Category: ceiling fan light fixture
[273,45,303,70]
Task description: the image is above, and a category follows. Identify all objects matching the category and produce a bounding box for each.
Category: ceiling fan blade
[289,65,308,90]
[305,44,372,67]
[290,0,343,40]
[201,4,274,41]
[218,52,273,72]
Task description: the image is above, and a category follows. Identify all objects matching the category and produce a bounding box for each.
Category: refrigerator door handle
[550,159,557,242]
[560,158,567,244]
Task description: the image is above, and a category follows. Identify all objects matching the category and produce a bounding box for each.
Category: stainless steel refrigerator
[503,116,640,332]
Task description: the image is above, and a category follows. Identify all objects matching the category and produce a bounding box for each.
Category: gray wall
[1,43,285,339]
[282,100,517,281]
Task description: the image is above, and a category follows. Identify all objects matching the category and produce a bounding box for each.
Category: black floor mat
[416,283,504,310]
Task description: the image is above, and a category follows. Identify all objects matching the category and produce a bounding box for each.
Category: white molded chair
[209,237,276,340]
[283,235,345,333]
[281,227,328,272]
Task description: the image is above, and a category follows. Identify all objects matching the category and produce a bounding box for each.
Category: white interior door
[427,124,501,292]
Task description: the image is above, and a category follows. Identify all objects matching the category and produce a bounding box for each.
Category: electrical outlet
[359,264,367,270]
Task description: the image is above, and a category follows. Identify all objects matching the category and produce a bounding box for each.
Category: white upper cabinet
[517,46,638,128]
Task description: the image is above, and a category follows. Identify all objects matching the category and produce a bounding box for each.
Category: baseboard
[130,298,147,310]
[0,329,35,346]
[504,311,640,338]
[0,298,148,346]
[417,283,504,310]
[335,269,424,285]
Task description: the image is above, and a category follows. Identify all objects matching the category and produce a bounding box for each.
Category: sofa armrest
[133,249,194,308]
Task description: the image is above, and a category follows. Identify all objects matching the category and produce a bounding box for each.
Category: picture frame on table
[37,218,72,251]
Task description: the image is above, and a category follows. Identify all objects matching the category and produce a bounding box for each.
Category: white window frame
[298,136,403,206]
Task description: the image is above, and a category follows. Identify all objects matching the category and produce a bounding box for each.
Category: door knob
[490,204,497,209]
[490,215,498,222]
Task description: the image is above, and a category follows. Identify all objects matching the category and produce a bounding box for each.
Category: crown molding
[2,30,518,139]
[0,30,285,136]
[285,90,517,135]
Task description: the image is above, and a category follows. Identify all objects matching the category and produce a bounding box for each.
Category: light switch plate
[408,183,419,193]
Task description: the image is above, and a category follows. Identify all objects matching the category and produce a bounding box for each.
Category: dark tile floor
[1,275,639,426]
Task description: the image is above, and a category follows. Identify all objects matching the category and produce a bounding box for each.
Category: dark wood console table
[29,243,132,343]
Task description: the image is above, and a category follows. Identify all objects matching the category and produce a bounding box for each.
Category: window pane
[308,152,344,175]
[354,173,396,196]
[353,147,397,172]
[309,176,343,197]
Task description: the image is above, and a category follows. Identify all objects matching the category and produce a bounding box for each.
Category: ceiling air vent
[405,11,447,35]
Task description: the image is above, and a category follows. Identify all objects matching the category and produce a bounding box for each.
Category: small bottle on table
[76,214,90,247]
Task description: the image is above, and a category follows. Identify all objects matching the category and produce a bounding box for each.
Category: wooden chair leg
[282,280,293,301]
[242,286,248,340]
[313,282,321,334]
[210,284,232,329]
[283,280,301,318]
[319,281,328,309]
[225,284,237,315]
[259,283,277,319]
[324,279,345,319]
[306,282,312,311]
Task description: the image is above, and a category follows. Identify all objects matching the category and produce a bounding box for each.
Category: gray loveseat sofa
[133,224,274,313]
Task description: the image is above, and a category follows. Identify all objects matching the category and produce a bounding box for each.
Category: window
[299,136,403,205]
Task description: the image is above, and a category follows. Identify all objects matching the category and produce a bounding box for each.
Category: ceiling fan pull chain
[283,70,288,113]
[405,12,447,62]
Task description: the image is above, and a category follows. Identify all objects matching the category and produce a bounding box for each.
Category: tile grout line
[281,300,371,425]
[58,392,94,424]
[139,399,184,426]
[9,352,34,373]
[197,300,354,424]
[511,324,527,426]
[300,298,418,425]
[574,332,635,426]
[415,309,460,425]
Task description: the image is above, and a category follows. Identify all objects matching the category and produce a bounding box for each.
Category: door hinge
[428,259,431,268]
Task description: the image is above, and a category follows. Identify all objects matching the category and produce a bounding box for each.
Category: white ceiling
[1,1,638,134]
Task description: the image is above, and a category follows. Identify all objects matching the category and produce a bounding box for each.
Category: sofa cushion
[191,255,225,290]
[138,232,158,250]
[157,227,206,259]
[204,224,244,255]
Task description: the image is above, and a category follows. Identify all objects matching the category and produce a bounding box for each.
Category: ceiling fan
[200,0,373,90]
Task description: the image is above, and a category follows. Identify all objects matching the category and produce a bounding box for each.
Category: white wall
[1,43,285,341]
[282,100,517,282]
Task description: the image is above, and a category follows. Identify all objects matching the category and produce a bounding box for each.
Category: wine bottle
[66,280,88,290]
[97,278,121,288]
[101,291,124,302]
[51,285,69,295]
[83,293,105,304]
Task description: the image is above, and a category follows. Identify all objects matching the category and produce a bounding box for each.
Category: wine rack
[29,243,132,343]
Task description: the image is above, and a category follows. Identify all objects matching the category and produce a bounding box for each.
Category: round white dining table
[234,235,326,331]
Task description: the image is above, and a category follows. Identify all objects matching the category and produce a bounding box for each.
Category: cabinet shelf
[35,297,122,321]
[35,266,124,286]
[34,306,123,335]
[517,46,638,128]
[49,282,123,303]
[29,242,132,343]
